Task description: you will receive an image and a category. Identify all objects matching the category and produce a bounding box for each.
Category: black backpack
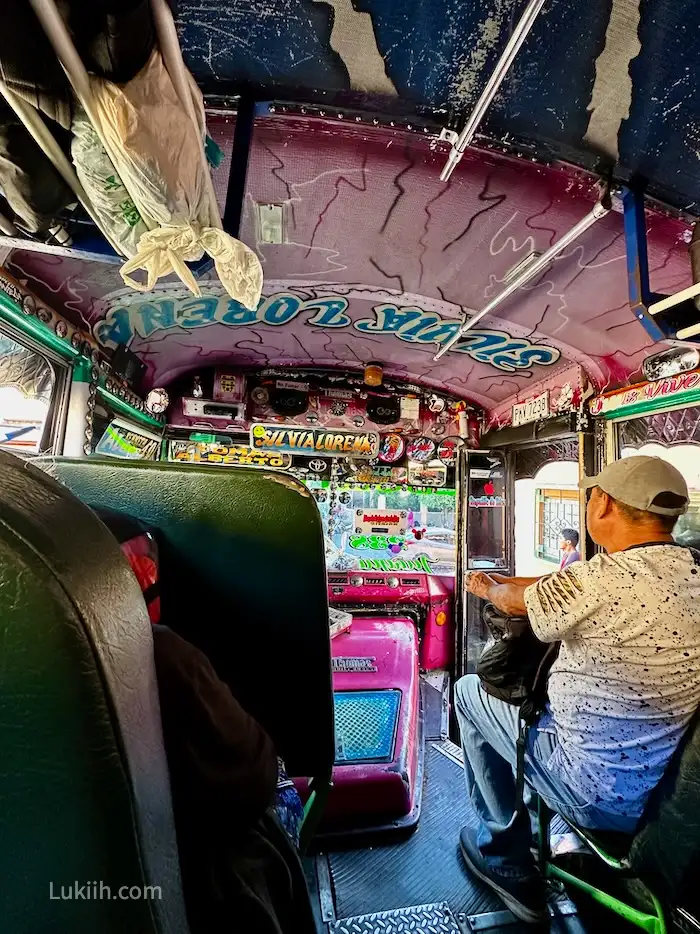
[476,603,560,808]
[476,603,559,725]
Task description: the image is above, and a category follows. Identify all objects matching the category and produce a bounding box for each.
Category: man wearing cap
[455,456,700,925]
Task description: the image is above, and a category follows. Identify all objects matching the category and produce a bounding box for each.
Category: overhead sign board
[590,370,700,417]
[95,291,562,374]
[250,424,380,459]
[512,390,549,427]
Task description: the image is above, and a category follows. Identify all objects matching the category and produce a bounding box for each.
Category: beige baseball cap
[581,455,689,517]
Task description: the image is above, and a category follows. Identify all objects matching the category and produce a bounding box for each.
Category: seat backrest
[43,457,335,782]
[0,451,188,933]
[630,708,700,905]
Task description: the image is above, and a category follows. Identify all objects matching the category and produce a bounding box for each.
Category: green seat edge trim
[537,798,667,934]
[300,775,333,853]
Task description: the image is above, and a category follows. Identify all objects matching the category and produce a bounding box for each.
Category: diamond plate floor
[329,902,462,934]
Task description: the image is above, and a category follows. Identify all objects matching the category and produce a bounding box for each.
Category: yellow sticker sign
[250,424,380,459]
[169,440,291,468]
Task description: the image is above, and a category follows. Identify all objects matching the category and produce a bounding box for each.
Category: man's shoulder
[526,554,612,606]
[549,552,607,582]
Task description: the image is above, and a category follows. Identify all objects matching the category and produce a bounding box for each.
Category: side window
[534,488,580,563]
[619,414,700,549]
[0,333,57,454]
[674,490,700,549]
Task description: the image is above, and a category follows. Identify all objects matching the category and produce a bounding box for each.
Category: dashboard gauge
[251,386,269,405]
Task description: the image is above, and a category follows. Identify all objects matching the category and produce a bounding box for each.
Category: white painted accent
[63,381,90,457]
[584,0,641,160]
[313,0,397,97]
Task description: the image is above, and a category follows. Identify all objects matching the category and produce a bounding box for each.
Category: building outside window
[535,488,580,563]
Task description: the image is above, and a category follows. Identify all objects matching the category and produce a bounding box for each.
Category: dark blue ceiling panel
[620,0,700,212]
[351,0,525,110]
[174,0,700,215]
[177,0,348,91]
[485,0,612,150]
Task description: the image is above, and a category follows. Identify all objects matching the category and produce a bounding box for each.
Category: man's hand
[465,571,496,601]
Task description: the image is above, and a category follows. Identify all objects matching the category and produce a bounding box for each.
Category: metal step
[329,902,463,933]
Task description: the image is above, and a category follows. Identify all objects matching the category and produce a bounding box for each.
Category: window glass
[466,452,507,570]
[535,489,579,562]
[619,427,700,549]
[514,460,579,575]
[0,334,55,454]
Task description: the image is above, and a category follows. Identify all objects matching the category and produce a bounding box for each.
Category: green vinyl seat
[43,456,335,844]
[0,450,189,933]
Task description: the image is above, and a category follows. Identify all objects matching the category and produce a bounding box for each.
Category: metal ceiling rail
[433,196,611,360]
[622,187,700,345]
[440,0,547,182]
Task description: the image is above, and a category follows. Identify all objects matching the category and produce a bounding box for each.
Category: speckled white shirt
[524,544,700,821]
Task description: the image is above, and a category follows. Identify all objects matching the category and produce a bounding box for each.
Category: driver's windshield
[307,480,456,576]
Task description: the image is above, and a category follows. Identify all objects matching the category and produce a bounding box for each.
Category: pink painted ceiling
[6,115,693,414]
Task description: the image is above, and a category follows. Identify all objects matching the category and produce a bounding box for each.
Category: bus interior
[2,2,700,933]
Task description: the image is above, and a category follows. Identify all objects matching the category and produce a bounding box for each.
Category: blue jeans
[454,674,637,879]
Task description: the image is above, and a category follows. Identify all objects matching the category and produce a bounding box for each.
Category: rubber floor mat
[328,743,503,919]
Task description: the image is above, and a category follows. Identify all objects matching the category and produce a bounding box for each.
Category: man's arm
[489,573,544,587]
[465,571,530,616]
[152,625,278,832]
[467,559,609,642]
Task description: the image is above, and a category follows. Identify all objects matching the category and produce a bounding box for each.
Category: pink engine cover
[296,615,420,829]
[327,572,453,670]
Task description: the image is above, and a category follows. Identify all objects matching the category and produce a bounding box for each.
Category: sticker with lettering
[332,657,378,673]
[169,440,292,469]
[94,292,561,373]
[250,424,380,459]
